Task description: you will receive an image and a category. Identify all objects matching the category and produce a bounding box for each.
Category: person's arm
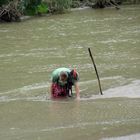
[74,82,80,99]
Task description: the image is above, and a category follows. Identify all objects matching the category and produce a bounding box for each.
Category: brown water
[0,5,140,140]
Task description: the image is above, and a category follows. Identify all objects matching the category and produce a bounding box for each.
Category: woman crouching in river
[50,67,80,99]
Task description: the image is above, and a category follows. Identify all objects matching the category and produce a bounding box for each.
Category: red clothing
[51,83,67,98]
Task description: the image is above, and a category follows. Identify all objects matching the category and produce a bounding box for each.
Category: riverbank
[19,4,139,22]
[0,0,140,22]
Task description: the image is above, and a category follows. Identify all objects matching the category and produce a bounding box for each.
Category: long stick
[88,48,103,95]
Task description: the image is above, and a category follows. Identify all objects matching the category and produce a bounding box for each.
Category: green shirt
[51,67,79,86]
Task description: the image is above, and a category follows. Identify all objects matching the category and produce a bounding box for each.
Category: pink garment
[51,83,67,98]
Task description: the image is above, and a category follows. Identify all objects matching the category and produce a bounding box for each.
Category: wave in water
[0,82,49,95]
[0,80,139,102]
[101,133,140,140]
[81,80,140,100]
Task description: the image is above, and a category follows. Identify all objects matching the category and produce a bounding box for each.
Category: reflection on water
[0,5,140,140]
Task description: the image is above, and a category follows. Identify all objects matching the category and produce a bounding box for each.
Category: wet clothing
[51,67,79,98]
[51,83,67,98]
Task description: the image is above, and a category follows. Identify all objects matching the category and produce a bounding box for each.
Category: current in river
[0,5,140,140]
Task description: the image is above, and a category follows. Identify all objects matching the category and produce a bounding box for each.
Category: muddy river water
[0,5,140,140]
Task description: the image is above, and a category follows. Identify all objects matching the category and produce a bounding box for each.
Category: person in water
[50,68,80,99]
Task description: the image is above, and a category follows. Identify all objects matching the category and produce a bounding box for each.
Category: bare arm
[74,82,80,99]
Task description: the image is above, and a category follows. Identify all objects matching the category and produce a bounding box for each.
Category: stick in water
[88,48,103,95]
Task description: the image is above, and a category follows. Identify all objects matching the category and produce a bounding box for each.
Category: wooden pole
[88,48,103,95]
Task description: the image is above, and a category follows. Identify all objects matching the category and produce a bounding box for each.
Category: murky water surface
[0,5,140,140]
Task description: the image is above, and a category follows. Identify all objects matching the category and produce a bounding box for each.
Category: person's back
[50,67,80,99]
